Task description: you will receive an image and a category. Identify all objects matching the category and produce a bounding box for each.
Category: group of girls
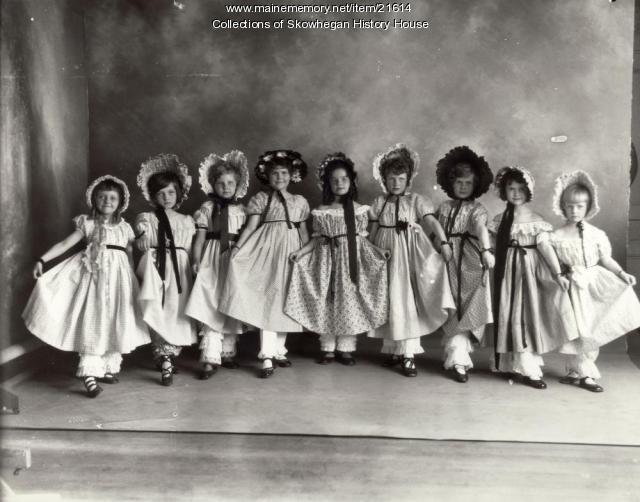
[23,145,640,398]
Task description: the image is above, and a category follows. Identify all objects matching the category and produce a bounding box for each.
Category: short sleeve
[487,213,502,235]
[536,230,551,245]
[184,214,196,235]
[246,191,268,215]
[297,196,310,221]
[123,221,135,242]
[368,196,384,222]
[72,214,90,238]
[596,229,612,258]
[471,203,489,228]
[193,202,212,229]
[414,195,435,219]
[135,212,152,236]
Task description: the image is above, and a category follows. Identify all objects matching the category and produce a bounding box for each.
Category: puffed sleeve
[470,203,489,228]
[72,214,90,238]
[193,202,212,230]
[184,214,196,235]
[596,228,613,258]
[487,213,502,235]
[246,191,268,215]
[135,212,152,237]
[123,221,135,242]
[311,210,322,237]
[415,194,435,220]
[536,230,552,246]
[297,196,310,221]
[368,195,383,222]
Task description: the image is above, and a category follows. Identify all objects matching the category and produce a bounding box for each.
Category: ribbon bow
[155,208,182,306]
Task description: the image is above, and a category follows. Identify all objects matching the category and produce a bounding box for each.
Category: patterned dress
[284,205,388,336]
[488,216,579,357]
[135,211,197,347]
[23,215,150,355]
[219,191,310,332]
[185,200,247,334]
[437,199,493,341]
[368,194,454,340]
[543,223,640,353]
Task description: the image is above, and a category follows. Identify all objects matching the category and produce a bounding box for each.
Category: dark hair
[255,149,308,185]
[148,172,183,206]
[436,145,493,200]
[321,155,358,205]
[497,169,532,203]
[561,183,592,217]
[380,148,413,179]
[90,179,125,223]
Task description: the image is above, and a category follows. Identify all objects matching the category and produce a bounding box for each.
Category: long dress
[284,205,389,335]
[488,215,579,359]
[437,199,493,341]
[135,211,197,347]
[368,194,454,341]
[185,200,247,334]
[23,215,150,355]
[543,223,640,354]
[219,190,309,332]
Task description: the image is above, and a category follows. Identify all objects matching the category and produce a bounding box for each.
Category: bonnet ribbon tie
[211,195,233,252]
[155,208,182,306]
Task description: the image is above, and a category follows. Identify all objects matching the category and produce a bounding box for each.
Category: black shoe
[84,376,103,398]
[259,358,275,379]
[275,357,292,368]
[198,364,218,380]
[382,355,402,367]
[221,358,239,369]
[337,352,356,366]
[99,373,119,384]
[318,352,336,365]
[522,377,547,389]
[559,374,580,385]
[160,356,174,386]
[579,377,604,393]
[450,367,468,383]
[402,358,417,377]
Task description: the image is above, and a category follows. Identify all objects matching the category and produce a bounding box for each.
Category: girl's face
[213,173,238,199]
[95,190,120,218]
[268,166,291,191]
[452,169,476,199]
[505,180,527,206]
[563,192,590,223]
[330,167,351,197]
[385,173,408,196]
[154,183,178,210]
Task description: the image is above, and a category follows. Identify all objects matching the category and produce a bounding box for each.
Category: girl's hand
[441,244,453,263]
[383,250,391,260]
[290,250,301,262]
[619,271,637,286]
[33,261,43,279]
[192,262,199,276]
[556,275,570,291]
[136,236,151,252]
[230,246,239,259]
[481,250,495,270]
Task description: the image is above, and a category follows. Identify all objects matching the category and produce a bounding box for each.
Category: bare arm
[538,240,570,291]
[33,229,84,278]
[476,222,495,269]
[368,221,379,243]
[191,229,207,274]
[600,255,636,286]
[298,222,310,246]
[422,214,452,262]
[230,215,260,257]
[290,236,318,262]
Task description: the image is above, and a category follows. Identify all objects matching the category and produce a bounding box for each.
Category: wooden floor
[2,429,640,502]
[2,338,640,501]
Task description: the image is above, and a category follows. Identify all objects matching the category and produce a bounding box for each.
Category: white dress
[135,211,197,347]
[543,223,640,353]
[185,200,247,334]
[23,215,150,355]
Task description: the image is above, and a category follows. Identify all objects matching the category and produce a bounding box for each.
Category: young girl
[185,151,249,379]
[367,145,455,377]
[219,150,310,378]
[23,175,150,397]
[135,154,197,386]
[435,146,494,383]
[285,153,389,365]
[490,167,579,389]
[545,170,640,392]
